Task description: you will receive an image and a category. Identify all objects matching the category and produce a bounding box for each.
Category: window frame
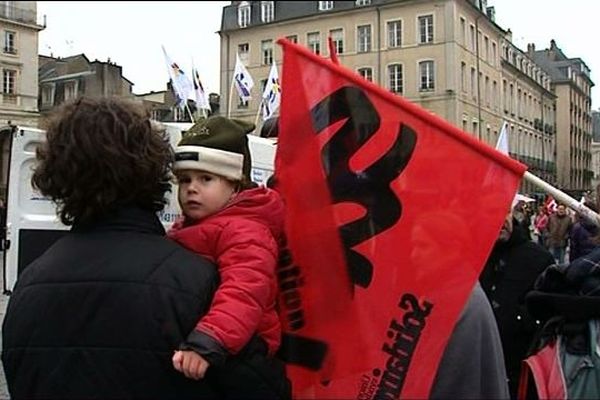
[418,60,435,91]
[418,14,434,44]
[387,63,403,94]
[387,19,402,48]
[3,30,16,55]
[260,1,274,23]
[357,24,372,53]
[261,39,273,65]
[329,28,344,54]
[238,2,251,28]
[307,31,321,55]
[3,68,16,95]
[318,1,333,11]
[357,66,373,82]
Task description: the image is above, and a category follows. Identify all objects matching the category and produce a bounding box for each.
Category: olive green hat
[174,116,255,181]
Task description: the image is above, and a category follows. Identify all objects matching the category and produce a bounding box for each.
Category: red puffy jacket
[168,187,284,355]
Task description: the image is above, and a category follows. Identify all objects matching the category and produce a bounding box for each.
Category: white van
[0,122,276,293]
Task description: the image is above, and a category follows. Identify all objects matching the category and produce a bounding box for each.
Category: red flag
[274,38,527,399]
[544,195,558,214]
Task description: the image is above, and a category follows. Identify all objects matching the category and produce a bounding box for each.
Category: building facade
[219,0,557,193]
[38,54,134,120]
[0,1,44,198]
[529,40,594,194]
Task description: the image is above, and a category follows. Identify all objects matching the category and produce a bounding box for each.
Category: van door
[2,126,69,293]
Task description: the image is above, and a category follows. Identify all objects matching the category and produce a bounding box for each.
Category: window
[261,39,273,65]
[357,25,371,53]
[64,80,77,101]
[2,69,17,95]
[387,20,402,48]
[469,24,475,51]
[388,64,403,94]
[460,62,466,92]
[491,42,497,66]
[41,84,54,105]
[419,60,434,91]
[418,15,433,44]
[318,1,333,11]
[358,67,373,82]
[471,67,476,99]
[460,17,466,46]
[484,36,489,62]
[4,30,16,55]
[260,1,274,23]
[238,43,249,64]
[307,32,320,54]
[356,0,371,5]
[238,1,251,28]
[285,35,298,44]
[330,28,344,54]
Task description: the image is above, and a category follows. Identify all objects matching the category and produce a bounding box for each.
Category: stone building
[219,0,557,193]
[528,40,594,193]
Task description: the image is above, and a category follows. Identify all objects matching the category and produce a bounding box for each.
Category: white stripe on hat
[174,145,244,181]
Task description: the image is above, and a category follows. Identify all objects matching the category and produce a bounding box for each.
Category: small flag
[544,195,558,214]
[262,62,281,120]
[161,45,193,109]
[191,63,211,111]
[495,121,509,155]
[233,53,254,102]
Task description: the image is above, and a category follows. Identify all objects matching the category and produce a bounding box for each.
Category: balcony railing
[0,3,37,25]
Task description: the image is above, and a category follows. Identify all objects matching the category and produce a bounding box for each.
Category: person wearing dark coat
[480,212,555,398]
[569,202,599,262]
[1,97,290,400]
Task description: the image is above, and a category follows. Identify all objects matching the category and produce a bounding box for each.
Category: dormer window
[261,1,274,23]
[238,1,251,28]
[318,1,333,11]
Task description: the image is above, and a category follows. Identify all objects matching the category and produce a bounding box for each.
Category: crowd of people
[1,95,600,399]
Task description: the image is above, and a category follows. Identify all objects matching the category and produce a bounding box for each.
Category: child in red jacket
[167,116,288,397]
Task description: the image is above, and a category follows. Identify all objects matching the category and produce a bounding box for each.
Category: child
[168,116,289,397]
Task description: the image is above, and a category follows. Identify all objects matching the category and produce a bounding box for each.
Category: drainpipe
[475,16,482,141]
[376,6,381,85]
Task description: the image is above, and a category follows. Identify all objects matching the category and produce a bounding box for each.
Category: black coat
[480,223,555,397]
[1,207,290,400]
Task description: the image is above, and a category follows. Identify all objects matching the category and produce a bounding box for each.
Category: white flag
[262,62,281,120]
[495,121,509,155]
[191,63,211,111]
[233,53,254,102]
[161,45,194,109]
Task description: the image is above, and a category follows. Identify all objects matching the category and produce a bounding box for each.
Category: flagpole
[524,171,600,226]
[227,79,235,118]
[254,100,263,134]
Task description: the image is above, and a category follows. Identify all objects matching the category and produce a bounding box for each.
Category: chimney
[527,43,535,56]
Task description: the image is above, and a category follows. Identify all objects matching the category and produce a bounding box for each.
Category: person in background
[569,201,599,262]
[1,97,224,399]
[533,204,549,247]
[546,204,573,264]
[168,116,290,399]
[480,210,555,398]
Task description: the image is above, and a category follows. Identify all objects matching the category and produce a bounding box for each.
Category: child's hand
[172,350,210,380]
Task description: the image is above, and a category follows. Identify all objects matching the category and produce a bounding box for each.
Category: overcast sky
[37,1,599,107]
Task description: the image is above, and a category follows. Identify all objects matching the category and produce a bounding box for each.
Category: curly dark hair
[32,96,173,225]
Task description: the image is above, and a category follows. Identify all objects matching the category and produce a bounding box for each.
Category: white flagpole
[254,99,263,134]
[227,79,235,118]
[524,171,600,226]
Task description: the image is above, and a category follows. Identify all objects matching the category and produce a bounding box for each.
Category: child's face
[176,169,237,221]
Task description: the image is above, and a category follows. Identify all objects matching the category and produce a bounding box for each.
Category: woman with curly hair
[1,96,224,399]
